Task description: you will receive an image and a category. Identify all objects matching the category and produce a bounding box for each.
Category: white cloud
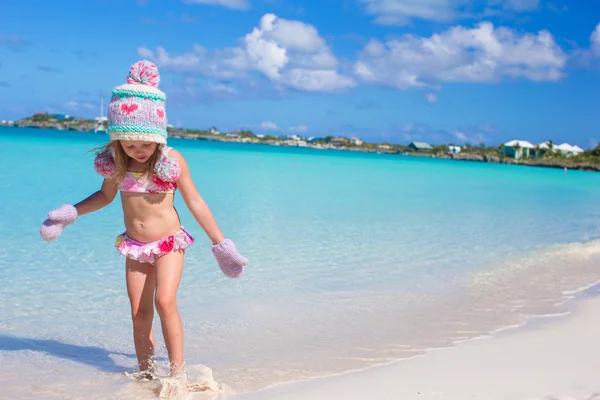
[358,0,540,25]
[547,3,568,13]
[137,45,249,79]
[180,13,197,23]
[280,69,355,92]
[591,23,600,56]
[425,93,439,103]
[261,121,278,129]
[65,100,96,111]
[452,130,468,141]
[289,125,308,132]
[0,34,32,52]
[397,123,425,133]
[243,14,351,89]
[489,0,539,11]
[209,84,236,94]
[452,129,488,144]
[209,83,238,97]
[244,15,289,79]
[358,0,462,25]
[354,21,567,89]
[259,13,326,52]
[184,0,250,10]
[139,13,354,93]
[559,22,600,69]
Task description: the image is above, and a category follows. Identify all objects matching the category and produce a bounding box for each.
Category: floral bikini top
[94,145,181,194]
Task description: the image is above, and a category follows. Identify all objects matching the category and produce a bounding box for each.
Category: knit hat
[107,60,168,144]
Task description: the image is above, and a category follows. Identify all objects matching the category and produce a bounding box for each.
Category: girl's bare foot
[138,370,154,381]
[125,366,155,382]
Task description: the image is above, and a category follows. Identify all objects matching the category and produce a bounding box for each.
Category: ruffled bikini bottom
[115,227,194,264]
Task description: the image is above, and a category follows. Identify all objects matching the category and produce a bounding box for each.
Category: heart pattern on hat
[120,103,139,115]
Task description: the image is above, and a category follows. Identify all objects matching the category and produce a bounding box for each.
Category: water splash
[125,362,234,399]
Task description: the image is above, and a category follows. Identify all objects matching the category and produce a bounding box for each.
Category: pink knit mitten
[212,239,248,278]
[40,204,78,242]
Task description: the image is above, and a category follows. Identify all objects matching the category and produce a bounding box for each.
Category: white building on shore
[503,139,585,159]
[448,145,462,154]
[502,140,535,159]
[555,143,584,157]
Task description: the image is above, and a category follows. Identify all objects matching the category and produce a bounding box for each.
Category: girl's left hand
[212,239,248,278]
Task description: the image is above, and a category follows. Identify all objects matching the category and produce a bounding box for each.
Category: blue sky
[1,0,599,147]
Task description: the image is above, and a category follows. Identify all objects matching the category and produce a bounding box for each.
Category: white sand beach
[231,294,600,400]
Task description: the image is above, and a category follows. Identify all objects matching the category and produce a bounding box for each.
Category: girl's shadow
[0,334,136,373]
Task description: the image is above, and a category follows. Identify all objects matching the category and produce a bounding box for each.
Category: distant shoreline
[2,123,599,172]
[152,130,600,173]
[438,152,600,172]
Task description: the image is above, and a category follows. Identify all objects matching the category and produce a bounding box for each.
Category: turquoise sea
[2,126,600,399]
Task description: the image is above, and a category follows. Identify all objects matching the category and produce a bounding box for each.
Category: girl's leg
[154,249,186,375]
[126,258,156,373]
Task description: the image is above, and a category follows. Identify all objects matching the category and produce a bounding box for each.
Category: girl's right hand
[40,204,78,242]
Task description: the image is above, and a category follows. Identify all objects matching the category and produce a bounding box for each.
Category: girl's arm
[170,149,248,278]
[41,179,119,242]
[171,150,225,245]
[74,179,119,216]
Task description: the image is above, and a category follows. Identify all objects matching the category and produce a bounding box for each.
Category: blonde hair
[92,141,162,184]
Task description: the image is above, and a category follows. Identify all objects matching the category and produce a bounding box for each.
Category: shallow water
[1,126,600,399]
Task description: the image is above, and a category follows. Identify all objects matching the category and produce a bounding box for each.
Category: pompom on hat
[107,60,168,144]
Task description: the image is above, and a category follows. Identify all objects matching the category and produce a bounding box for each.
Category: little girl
[39,60,248,383]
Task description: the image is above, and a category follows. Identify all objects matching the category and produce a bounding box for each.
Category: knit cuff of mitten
[212,238,248,278]
[48,204,78,225]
